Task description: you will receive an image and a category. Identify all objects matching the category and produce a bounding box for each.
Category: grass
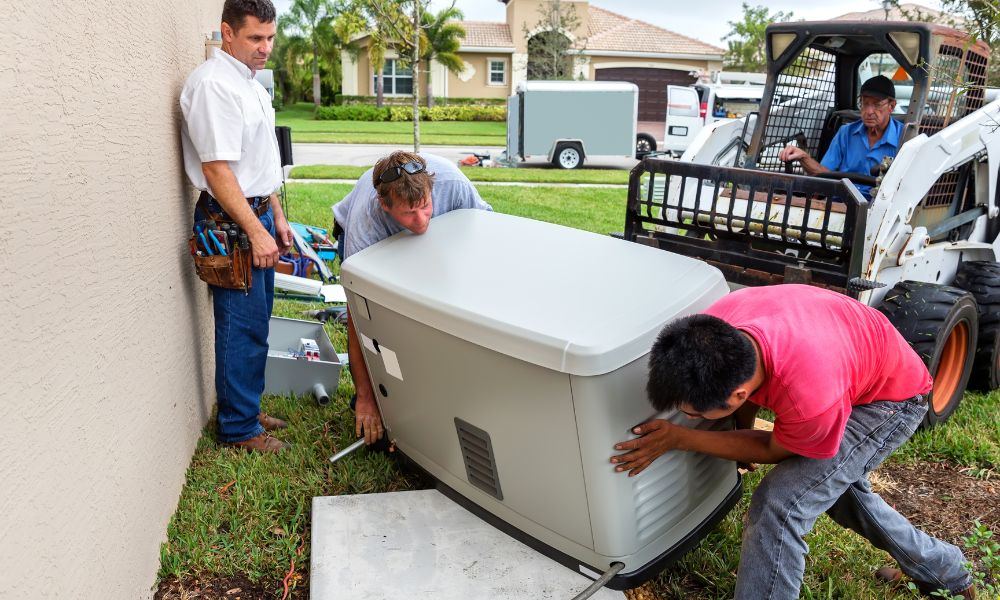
[279,182,626,238]
[159,181,1000,598]
[289,164,630,185]
[275,102,505,146]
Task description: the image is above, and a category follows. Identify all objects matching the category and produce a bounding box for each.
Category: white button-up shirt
[180,48,282,198]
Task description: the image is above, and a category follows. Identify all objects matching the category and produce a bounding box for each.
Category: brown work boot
[257,412,288,431]
[875,568,976,598]
[224,432,290,453]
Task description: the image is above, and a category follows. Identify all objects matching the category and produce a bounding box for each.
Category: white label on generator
[380,345,403,380]
[360,333,377,354]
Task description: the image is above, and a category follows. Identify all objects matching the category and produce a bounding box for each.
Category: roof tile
[456,21,513,48]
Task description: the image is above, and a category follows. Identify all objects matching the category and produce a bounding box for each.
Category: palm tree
[357,0,408,108]
[286,0,338,107]
[420,6,465,108]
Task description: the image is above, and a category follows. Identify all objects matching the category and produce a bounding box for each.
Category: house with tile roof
[340,0,724,121]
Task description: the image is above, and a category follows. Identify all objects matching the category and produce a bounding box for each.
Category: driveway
[292,143,639,171]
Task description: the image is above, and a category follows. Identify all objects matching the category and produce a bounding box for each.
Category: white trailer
[506,81,638,169]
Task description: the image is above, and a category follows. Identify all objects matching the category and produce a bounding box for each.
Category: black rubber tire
[635,133,656,158]
[879,281,978,427]
[953,261,1000,391]
[553,143,584,169]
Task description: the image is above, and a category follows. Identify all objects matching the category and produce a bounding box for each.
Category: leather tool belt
[188,192,265,291]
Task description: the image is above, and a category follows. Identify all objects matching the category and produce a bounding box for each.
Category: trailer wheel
[953,261,1000,390]
[879,281,978,427]
[553,143,583,169]
[635,134,656,158]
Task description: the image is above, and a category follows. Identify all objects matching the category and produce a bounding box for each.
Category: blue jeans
[196,205,276,443]
[735,397,972,599]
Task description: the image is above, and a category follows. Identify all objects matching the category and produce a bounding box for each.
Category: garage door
[596,67,696,121]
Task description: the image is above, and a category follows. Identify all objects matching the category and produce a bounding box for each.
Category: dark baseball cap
[860,75,895,100]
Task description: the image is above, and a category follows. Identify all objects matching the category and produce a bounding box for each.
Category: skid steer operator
[610,284,974,599]
[332,151,492,447]
[778,75,902,199]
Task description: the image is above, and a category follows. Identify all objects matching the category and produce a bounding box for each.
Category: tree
[524,0,583,80]
[420,6,466,108]
[723,2,793,72]
[352,0,408,107]
[365,0,457,151]
[923,0,1000,85]
[286,0,341,107]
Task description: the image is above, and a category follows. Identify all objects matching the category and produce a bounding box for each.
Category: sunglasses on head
[378,160,426,185]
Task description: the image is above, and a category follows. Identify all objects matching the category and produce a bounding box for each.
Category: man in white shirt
[180,0,293,453]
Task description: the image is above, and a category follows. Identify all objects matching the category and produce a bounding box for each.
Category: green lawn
[289,164,630,185]
[158,182,999,598]
[276,102,505,146]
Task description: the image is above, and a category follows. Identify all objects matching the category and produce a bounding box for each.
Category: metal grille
[922,44,988,136]
[626,158,869,291]
[919,44,988,207]
[757,47,837,172]
[454,418,503,500]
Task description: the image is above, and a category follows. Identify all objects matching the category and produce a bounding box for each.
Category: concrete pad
[311,489,625,599]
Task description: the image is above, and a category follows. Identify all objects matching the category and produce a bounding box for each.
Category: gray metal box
[341,210,740,588]
[264,317,342,400]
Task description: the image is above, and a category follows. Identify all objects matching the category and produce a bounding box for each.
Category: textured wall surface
[0,2,222,598]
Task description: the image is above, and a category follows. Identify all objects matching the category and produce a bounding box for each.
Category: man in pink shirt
[610,285,973,599]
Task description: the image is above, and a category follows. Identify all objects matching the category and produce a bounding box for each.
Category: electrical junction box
[340,209,741,589]
[264,317,341,399]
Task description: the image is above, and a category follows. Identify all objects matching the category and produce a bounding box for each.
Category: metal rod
[329,438,366,464]
[569,562,626,600]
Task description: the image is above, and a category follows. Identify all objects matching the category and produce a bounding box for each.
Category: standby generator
[341,209,741,589]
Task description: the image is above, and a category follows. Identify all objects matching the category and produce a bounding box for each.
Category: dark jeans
[734,396,972,599]
[199,207,275,443]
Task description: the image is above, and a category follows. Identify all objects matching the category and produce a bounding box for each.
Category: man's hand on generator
[610,419,680,477]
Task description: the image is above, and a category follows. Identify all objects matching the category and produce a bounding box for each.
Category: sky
[270,0,946,48]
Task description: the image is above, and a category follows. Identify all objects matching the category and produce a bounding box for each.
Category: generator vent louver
[455,418,503,500]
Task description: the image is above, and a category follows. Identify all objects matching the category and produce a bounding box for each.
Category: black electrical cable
[569,562,626,600]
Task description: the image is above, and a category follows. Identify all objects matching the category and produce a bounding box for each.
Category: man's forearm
[346,312,375,402]
[202,161,271,237]
[675,427,786,465]
[269,192,286,222]
[800,156,829,176]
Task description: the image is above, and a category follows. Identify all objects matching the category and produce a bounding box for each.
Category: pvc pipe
[313,383,330,406]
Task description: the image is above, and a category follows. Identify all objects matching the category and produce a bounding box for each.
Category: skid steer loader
[623,20,1000,426]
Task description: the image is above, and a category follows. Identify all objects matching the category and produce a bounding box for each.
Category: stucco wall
[506,0,590,54]
[448,53,513,98]
[0,1,222,598]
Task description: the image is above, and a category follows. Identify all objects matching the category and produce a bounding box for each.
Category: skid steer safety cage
[624,158,870,294]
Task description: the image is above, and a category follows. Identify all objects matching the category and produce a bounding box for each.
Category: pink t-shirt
[705,285,932,459]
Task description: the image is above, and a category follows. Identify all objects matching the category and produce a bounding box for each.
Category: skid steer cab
[623,20,1000,427]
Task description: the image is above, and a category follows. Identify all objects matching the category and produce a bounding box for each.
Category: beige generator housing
[341,209,741,589]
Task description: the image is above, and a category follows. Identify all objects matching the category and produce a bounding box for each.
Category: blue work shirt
[821,118,903,199]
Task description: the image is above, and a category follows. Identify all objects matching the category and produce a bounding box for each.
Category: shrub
[315,105,391,121]
[387,105,506,122]
[338,95,506,107]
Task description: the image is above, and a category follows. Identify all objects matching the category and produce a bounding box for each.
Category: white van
[662,82,764,155]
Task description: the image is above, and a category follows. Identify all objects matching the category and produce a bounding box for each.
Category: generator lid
[341,210,727,376]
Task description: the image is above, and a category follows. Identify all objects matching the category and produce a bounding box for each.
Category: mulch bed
[154,574,306,600]
[873,460,1000,543]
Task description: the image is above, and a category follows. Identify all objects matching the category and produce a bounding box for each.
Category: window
[488,59,507,85]
[374,59,413,95]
